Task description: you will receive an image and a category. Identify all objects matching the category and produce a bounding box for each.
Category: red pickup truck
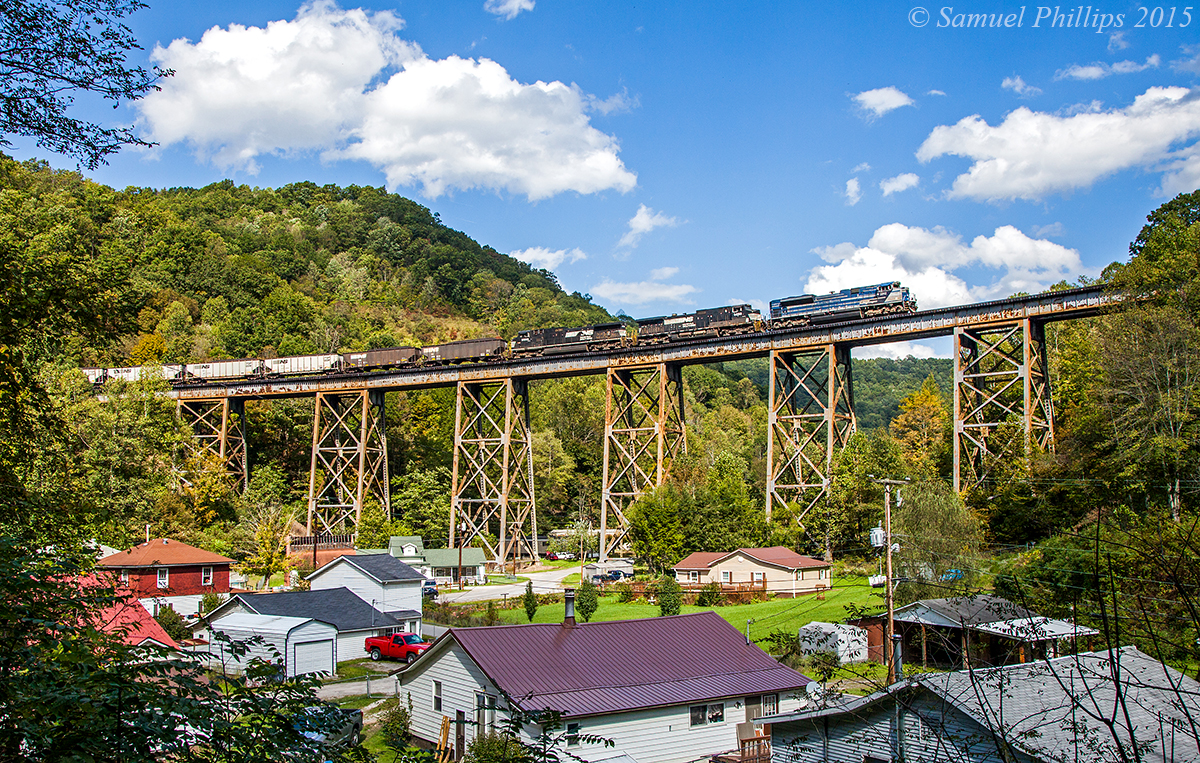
[365,632,429,663]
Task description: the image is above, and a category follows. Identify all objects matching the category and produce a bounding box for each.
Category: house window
[761,694,778,716]
[476,693,496,735]
[156,568,169,589]
[433,681,442,712]
[201,567,213,586]
[689,571,698,583]
[690,703,725,727]
[721,571,731,583]
[119,570,129,586]
[752,572,764,583]
[863,757,889,763]
[566,722,580,747]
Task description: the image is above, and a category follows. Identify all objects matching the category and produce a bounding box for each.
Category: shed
[797,622,868,663]
[205,612,337,677]
[583,558,635,582]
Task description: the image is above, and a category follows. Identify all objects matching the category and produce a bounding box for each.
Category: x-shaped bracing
[178,398,248,493]
[306,390,389,536]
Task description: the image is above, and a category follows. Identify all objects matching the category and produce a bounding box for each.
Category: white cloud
[1056,55,1160,80]
[1001,75,1042,97]
[1173,45,1200,74]
[728,297,769,313]
[852,162,872,173]
[1108,32,1130,53]
[484,0,534,20]
[590,277,697,305]
[1031,222,1064,238]
[649,266,679,280]
[806,223,1083,309]
[880,173,919,196]
[852,86,915,119]
[854,341,942,360]
[844,178,862,205]
[927,89,947,96]
[618,204,680,248]
[916,86,1200,201]
[510,246,586,269]
[137,2,636,200]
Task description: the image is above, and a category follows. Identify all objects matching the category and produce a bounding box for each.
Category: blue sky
[14,1,1200,357]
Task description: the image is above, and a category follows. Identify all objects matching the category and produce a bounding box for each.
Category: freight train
[83,282,915,387]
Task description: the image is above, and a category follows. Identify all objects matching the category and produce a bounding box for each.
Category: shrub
[199,591,225,614]
[656,574,682,617]
[615,582,635,603]
[696,582,724,607]
[522,580,538,622]
[379,694,413,752]
[464,732,528,763]
[576,578,599,622]
[154,606,191,643]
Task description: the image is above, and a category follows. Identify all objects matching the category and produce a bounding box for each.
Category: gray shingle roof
[316,553,425,583]
[893,594,1034,627]
[236,587,400,632]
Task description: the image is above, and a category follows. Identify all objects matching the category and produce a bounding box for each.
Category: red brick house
[97,538,234,618]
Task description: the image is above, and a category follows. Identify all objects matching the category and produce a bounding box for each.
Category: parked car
[607,569,632,581]
[365,632,429,664]
[293,705,363,747]
[422,579,438,598]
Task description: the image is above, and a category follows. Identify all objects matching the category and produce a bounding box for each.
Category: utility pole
[872,477,908,685]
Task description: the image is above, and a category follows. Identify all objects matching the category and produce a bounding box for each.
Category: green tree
[522,580,538,622]
[393,468,451,547]
[889,374,950,478]
[154,605,190,642]
[576,578,599,622]
[892,480,982,604]
[626,486,685,574]
[656,574,682,617]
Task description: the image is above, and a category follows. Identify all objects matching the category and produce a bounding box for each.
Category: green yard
[498,577,881,640]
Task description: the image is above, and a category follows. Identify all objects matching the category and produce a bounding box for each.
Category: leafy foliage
[522,580,539,623]
[154,604,191,642]
[655,574,682,617]
[576,578,599,622]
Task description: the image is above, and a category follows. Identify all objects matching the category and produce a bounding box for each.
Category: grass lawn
[335,694,380,711]
[498,577,880,640]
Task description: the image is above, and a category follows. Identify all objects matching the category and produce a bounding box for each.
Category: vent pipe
[563,588,576,627]
[892,633,904,681]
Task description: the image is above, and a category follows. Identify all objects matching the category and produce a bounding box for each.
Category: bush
[656,574,682,617]
[464,731,528,763]
[379,695,413,752]
[522,580,538,622]
[576,579,599,622]
[615,582,635,603]
[696,581,724,607]
[199,591,225,615]
[154,606,191,643]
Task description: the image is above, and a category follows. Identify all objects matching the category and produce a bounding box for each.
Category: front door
[455,710,466,760]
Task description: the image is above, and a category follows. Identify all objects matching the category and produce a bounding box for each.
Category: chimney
[563,588,576,627]
[892,633,904,681]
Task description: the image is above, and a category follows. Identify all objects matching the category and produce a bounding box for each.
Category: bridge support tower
[306,389,390,536]
[766,344,856,521]
[599,363,685,561]
[953,319,1054,493]
[178,398,248,493]
[449,379,538,567]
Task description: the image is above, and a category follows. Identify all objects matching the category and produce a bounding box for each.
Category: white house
[394,603,812,763]
[204,612,337,677]
[798,621,869,663]
[307,553,424,631]
[673,547,830,596]
[368,536,488,585]
[196,587,408,667]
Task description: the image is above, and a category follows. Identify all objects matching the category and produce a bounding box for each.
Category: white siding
[205,617,337,677]
[293,638,336,676]
[401,642,497,749]
[309,560,423,615]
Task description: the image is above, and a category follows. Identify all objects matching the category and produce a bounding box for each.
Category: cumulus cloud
[916,86,1200,201]
[806,223,1083,309]
[484,0,534,20]
[854,341,940,360]
[618,204,680,248]
[728,297,769,313]
[880,173,919,196]
[510,246,586,269]
[590,272,697,305]
[1055,55,1160,80]
[844,178,862,205]
[1001,75,1042,97]
[852,86,915,119]
[137,2,636,200]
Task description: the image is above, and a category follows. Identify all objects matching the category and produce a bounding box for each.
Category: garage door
[292,639,335,677]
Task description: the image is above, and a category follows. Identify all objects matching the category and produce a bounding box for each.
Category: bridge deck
[170,286,1113,400]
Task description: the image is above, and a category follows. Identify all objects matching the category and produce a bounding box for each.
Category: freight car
[263,354,342,377]
[420,338,507,364]
[186,359,265,381]
[636,304,763,345]
[106,365,184,383]
[344,346,421,371]
[510,322,628,357]
[769,281,915,328]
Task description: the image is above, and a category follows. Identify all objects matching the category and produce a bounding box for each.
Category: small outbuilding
[204,612,337,677]
[798,621,868,664]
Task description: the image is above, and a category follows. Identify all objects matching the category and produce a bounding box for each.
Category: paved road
[437,564,580,604]
[316,674,397,700]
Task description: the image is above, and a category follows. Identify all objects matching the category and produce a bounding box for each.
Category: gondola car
[105,365,185,383]
[421,337,507,364]
[636,304,763,344]
[769,281,916,328]
[186,358,265,382]
[263,354,342,376]
[510,322,628,357]
[344,346,421,371]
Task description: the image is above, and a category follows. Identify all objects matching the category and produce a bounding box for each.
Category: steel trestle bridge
[170,286,1113,563]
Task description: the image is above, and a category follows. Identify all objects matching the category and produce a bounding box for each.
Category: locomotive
[83,282,916,387]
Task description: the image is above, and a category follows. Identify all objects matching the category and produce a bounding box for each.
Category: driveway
[437,564,581,604]
[316,675,398,700]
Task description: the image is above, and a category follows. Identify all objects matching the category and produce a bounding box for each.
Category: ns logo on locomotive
[82,282,916,386]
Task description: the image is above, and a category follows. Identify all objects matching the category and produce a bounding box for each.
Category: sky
[14,0,1200,358]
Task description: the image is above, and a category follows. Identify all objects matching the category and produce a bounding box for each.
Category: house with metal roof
[307,553,424,632]
[394,600,812,763]
[850,594,1098,668]
[196,587,409,665]
[764,645,1200,763]
[203,612,337,678]
[673,547,830,596]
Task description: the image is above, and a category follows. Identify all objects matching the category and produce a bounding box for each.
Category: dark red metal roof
[447,610,811,718]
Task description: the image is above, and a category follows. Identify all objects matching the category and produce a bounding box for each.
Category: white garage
[205,613,337,677]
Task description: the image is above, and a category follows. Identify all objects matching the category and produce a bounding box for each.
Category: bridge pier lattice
[306,389,389,536]
[178,398,248,493]
[953,319,1054,493]
[600,363,685,561]
[766,344,855,521]
[449,379,538,566]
